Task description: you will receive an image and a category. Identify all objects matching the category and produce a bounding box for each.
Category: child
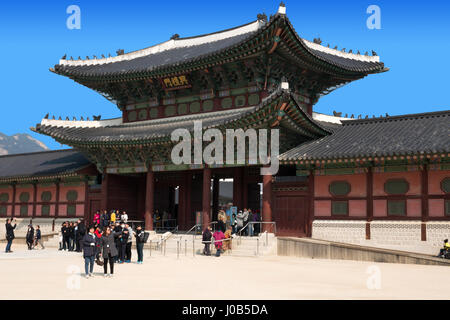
[223,227,232,252]
[34,225,45,249]
[212,230,225,257]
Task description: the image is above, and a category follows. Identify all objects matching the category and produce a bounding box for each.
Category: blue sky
[0,0,449,150]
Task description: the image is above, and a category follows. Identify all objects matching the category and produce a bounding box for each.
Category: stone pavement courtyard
[0,244,449,300]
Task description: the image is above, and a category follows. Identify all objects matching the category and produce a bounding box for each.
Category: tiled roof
[0,149,91,181]
[306,48,384,73]
[34,85,330,145]
[53,20,263,78]
[52,13,385,79]
[279,110,450,161]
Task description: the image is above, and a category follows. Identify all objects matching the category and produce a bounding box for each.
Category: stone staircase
[43,234,61,248]
[151,232,277,257]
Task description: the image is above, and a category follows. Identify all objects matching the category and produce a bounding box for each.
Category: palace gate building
[0,4,449,254]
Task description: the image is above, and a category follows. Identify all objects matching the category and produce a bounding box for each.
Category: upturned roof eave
[51,13,386,83]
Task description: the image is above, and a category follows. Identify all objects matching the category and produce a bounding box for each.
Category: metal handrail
[236,221,276,245]
[184,221,218,238]
[155,225,179,234]
[185,223,201,236]
[236,221,250,245]
[251,221,277,234]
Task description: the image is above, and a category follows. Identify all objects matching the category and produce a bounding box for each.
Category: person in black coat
[61,222,70,251]
[99,227,119,277]
[118,225,129,263]
[82,226,98,278]
[34,225,45,249]
[26,225,34,250]
[5,218,16,253]
[68,222,75,251]
[113,223,122,262]
[100,210,110,228]
[76,219,86,252]
[202,227,212,256]
[134,225,146,264]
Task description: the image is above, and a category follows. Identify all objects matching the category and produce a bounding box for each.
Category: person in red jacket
[94,226,102,259]
[212,230,225,257]
[93,211,100,227]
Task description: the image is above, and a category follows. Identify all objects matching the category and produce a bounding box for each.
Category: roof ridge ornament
[280,77,289,90]
[116,49,125,56]
[277,2,286,15]
[170,34,180,40]
[257,13,267,22]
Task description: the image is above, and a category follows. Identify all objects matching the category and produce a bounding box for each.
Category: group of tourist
[25,224,44,250]
[55,213,148,278]
[81,221,147,278]
[153,209,175,230]
[92,209,129,228]
[59,219,86,252]
[231,208,261,236]
[3,218,45,252]
[202,208,259,257]
[67,209,147,278]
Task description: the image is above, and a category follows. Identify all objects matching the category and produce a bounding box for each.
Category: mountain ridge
[0,132,49,155]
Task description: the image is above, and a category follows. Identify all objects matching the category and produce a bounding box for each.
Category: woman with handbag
[99,227,118,277]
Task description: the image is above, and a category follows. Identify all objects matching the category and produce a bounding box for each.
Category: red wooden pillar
[145,169,154,231]
[421,164,429,241]
[32,182,37,218]
[101,171,109,211]
[262,170,273,232]
[11,183,16,218]
[212,177,219,221]
[184,172,192,229]
[366,167,373,240]
[202,167,211,228]
[55,179,60,218]
[307,170,315,237]
[84,179,89,222]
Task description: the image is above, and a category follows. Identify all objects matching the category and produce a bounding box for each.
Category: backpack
[142,232,150,243]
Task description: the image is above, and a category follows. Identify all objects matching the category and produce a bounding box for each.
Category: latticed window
[66,190,78,216]
[445,200,450,217]
[0,192,9,203]
[41,205,50,217]
[442,178,450,194]
[387,200,406,216]
[19,192,30,202]
[66,190,78,201]
[329,181,351,196]
[67,205,76,216]
[384,179,409,195]
[0,205,6,216]
[20,204,28,216]
[331,201,348,215]
[41,191,52,202]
